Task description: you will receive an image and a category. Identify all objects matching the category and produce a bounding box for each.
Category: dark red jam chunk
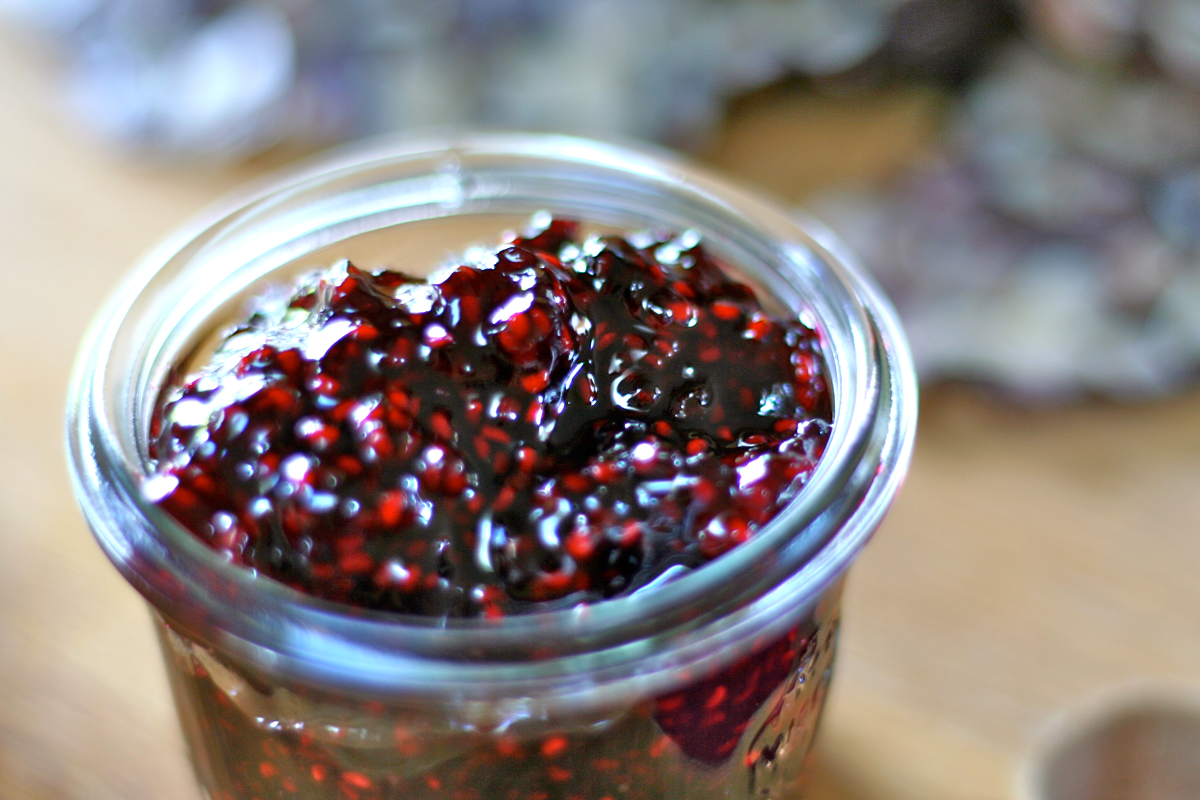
[652,626,806,766]
[151,216,832,618]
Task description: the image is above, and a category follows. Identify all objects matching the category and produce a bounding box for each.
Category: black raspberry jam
[148,215,838,800]
[150,216,831,619]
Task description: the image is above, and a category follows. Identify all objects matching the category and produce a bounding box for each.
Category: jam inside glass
[68,134,916,800]
[159,586,841,800]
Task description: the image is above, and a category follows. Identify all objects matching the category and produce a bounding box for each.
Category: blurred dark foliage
[8,0,1200,399]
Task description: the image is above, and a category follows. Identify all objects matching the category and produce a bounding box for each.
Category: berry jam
[150,216,831,619]
[148,215,838,800]
[159,600,839,800]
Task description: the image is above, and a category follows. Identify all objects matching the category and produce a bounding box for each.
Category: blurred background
[2,0,1200,798]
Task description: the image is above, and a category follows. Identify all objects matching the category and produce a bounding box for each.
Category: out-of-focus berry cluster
[9,0,1200,397]
[817,0,1200,398]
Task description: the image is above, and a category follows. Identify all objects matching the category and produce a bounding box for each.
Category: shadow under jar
[67,132,917,800]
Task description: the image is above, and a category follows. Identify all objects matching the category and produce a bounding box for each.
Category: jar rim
[67,131,916,702]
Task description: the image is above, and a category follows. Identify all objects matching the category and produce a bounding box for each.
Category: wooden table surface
[3,25,1200,800]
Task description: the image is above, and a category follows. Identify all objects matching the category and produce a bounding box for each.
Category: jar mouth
[68,131,916,699]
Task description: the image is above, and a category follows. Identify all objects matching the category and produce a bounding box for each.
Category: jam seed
[711,300,741,321]
[745,314,772,340]
[561,473,591,493]
[430,409,454,441]
[648,736,672,758]
[338,551,374,574]
[494,737,522,757]
[540,735,569,758]
[342,772,372,790]
[704,685,728,709]
[377,491,407,526]
[566,531,595,563]
[465,397,484,424]
[481,425,511,444]
[473,435,490,460]
[656,694,684,713]
[515,446,537,473]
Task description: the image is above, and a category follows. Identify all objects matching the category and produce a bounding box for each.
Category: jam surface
[151,216,831,618]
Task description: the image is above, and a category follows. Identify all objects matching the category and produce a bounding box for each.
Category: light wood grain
[3,24,1199,800]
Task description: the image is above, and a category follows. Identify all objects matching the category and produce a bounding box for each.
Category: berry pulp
[151,216,832,618]
[149,215,837,800]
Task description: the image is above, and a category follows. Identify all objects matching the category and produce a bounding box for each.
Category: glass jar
[67,132,916,800]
